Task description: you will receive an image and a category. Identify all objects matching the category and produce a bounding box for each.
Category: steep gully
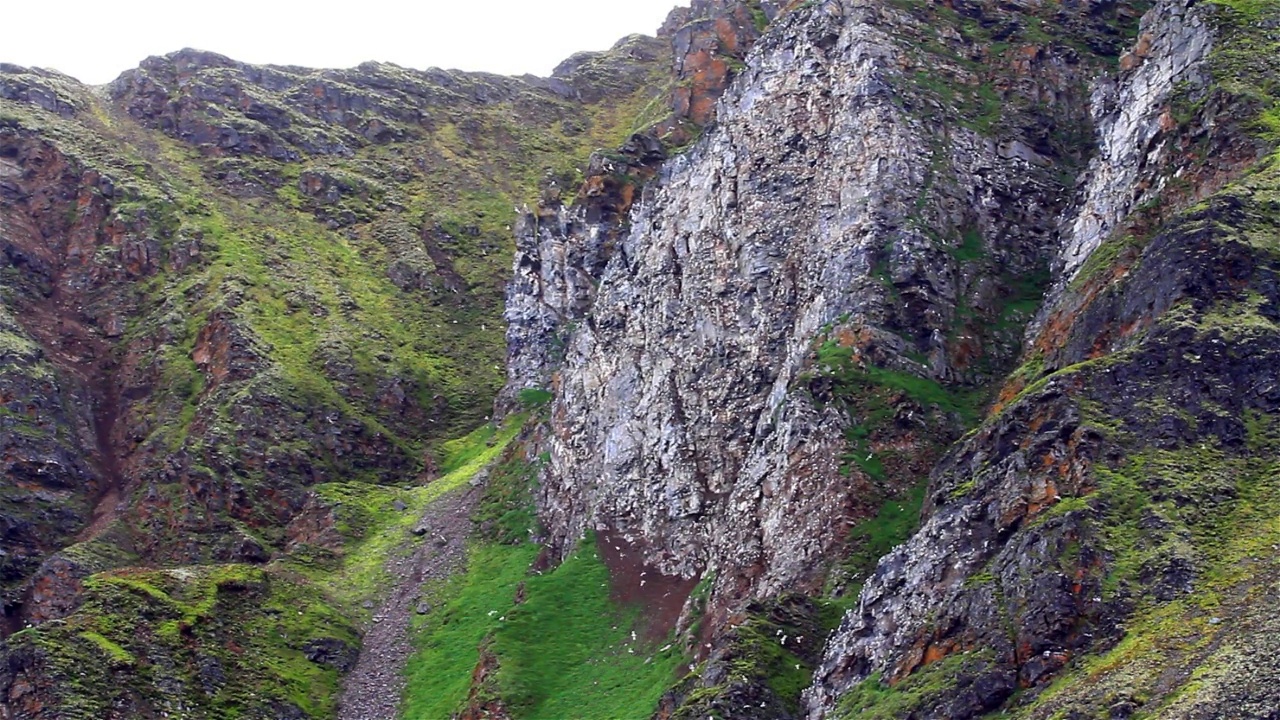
[0,0,783,696]
[333,2,784,715]
[33,290,126,545]
[0,132,144,637]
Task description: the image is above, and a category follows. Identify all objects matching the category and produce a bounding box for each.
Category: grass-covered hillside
[0,34,671,717]
[0,37,666,577]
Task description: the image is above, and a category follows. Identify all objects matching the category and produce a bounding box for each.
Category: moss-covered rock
[809,1,1280,716]
[0,564,359,719]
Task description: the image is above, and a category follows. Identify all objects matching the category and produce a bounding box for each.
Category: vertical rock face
[540,1,897,598]
[508,0,1280,716]
[508,0,1132,618]
[805,0,1280,717]
[664,0,782,127]
[1057,0,1212,280]
[502,0,784,413]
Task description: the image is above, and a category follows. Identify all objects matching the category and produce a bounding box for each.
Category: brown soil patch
[597,530,700,643]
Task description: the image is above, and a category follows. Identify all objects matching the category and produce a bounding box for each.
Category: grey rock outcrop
[1058,0,1213,281]
[506,0,1106,621]
[503,0,1280,715]
[804,1,1259,717]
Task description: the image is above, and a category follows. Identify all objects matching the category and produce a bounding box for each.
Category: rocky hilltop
[3,0,1280,718]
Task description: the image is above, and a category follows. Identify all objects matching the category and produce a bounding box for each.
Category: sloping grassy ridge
[0,32,670,572]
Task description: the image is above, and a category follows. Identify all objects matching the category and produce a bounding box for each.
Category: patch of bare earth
[598,530,700,643]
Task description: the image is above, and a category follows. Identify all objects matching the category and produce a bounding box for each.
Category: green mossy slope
[3,564,358,718]
[0,33,669,575]
[1,417,525,719]
[403,476,688,720]
[403,535,687,720]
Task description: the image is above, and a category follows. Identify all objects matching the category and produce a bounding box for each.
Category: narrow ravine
[22,285,128,544]
[0,289,126,633]
[336,488,479,720]
[77,360,126,542]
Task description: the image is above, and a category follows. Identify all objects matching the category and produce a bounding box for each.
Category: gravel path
[336,487,477,720]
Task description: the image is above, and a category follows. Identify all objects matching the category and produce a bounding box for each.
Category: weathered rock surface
[504,0,1280,717]
[509,0,1128,623]
[663,0,782,128]
[805,1,1280,717]
[501,0,788,414]
[1057,0,1214,280]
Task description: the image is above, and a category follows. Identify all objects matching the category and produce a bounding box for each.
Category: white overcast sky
[2,0,685,85]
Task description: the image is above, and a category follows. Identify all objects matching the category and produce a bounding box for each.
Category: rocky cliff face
[807,1,1280,716]
[4,0,1280,717]
[502,0,782,412]
[505,0,1280,717]
[510,0,1134,631]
